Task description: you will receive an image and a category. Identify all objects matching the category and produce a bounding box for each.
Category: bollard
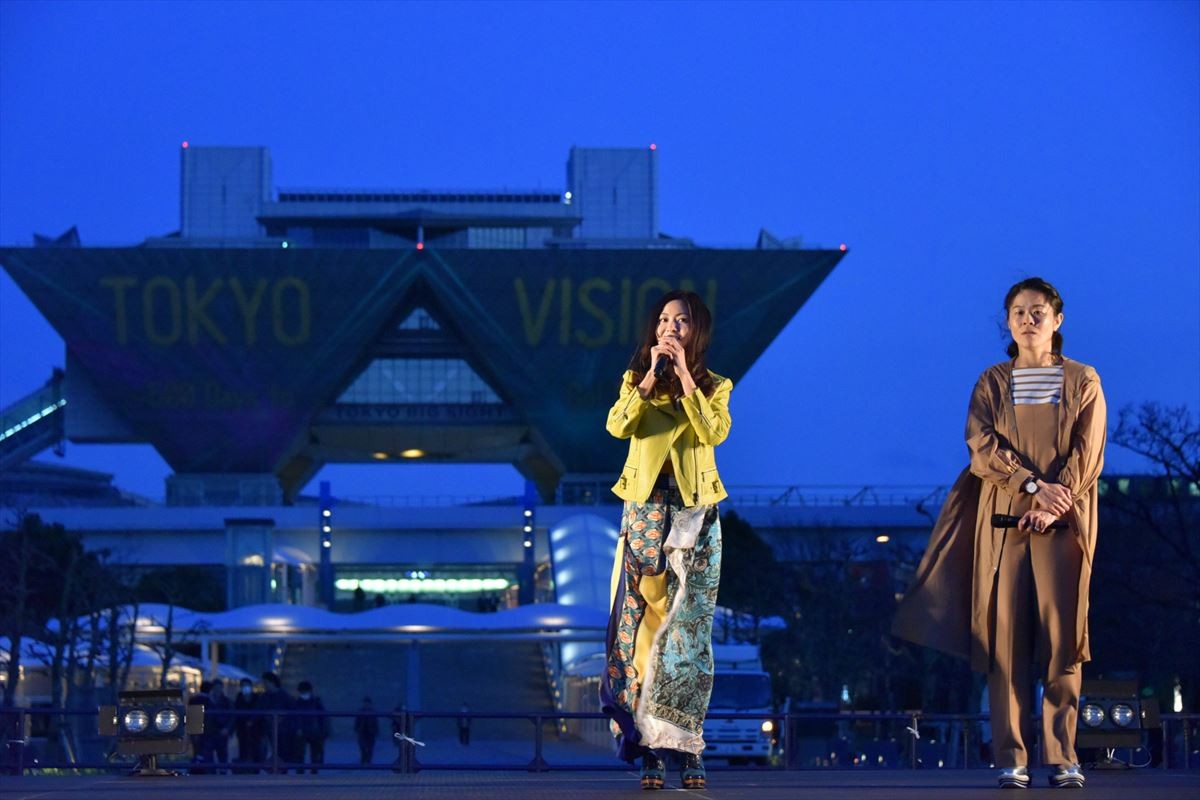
[271,712,280,774]
[528,715,549,772]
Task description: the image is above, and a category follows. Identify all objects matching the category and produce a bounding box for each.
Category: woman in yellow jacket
[599,290,732,791]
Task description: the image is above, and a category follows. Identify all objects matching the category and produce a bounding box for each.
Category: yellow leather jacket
[605,369,732,506]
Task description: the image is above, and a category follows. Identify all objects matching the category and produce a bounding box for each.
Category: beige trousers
[987,524,1083,768]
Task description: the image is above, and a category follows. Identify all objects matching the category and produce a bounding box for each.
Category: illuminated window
[398,308,441,331]
[337,358,502,404]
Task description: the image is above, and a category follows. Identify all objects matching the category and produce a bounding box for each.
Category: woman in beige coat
[893,277,1105,789]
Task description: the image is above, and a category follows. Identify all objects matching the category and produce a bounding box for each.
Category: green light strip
[335,577,510,594]
[0,399,67,442]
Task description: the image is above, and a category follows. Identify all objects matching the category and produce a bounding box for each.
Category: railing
[337,494,522,508]
[730,485,950,509]
[275,188,567,205]
[2,707,1196,774]
[4,485,951,511]
[558,482,950,509]
[341,486,951,510]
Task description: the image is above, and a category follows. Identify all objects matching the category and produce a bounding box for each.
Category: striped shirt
[1011,365,1064,405]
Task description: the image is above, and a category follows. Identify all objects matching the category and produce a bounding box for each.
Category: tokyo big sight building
[0,144,890,616]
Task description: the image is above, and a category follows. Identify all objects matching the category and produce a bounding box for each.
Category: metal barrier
[2,706,1197,774]
[334,484,952,509]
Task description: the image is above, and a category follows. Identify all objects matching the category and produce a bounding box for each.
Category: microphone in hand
[654,355,671,380]
[991,513,1068,530]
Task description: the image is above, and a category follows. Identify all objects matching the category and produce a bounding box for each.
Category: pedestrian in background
[259,671,295,771]
[208,678,232,771]
[458,701,470,746]
[187,681,213,772]
[354,696,379,764]
[294,680,329,773]
[233,677,260,772]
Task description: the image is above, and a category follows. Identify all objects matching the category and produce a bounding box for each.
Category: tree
[1090,402,1200,703]
[0,515,125,763]
[1,515,142,709]
[36,524,99,711]
[0,514,42,706]
[1104,403,1200,610]
[766,535,947,711]
[716,510,786,641]
[76,552,138,706]
[99,601,139,705]
[135,568,217,688]
[0,514,96,708]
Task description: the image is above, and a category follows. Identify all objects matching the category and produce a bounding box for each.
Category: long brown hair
[628,290,716,399]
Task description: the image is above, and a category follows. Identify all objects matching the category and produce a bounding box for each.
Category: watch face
[1025,479,1038,494]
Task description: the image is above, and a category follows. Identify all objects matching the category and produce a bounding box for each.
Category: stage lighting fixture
[1076,680,1160,768]
[1081,703,1106,728]
[98,689,204,776]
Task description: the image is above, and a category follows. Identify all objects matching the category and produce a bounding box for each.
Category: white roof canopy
[67,602,608,644]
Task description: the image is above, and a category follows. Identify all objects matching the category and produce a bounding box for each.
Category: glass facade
[567,147,658,240]
[466,226,552,248]
[337,358,502,405]
[398,308,441,331]
[180,147,272,239]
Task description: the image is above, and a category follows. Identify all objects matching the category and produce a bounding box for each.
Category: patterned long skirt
[598,485,722,762]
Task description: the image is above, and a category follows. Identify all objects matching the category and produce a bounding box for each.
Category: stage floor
[5,770,1199,800]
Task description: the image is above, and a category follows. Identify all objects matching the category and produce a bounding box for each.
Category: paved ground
[4,770,1199,800]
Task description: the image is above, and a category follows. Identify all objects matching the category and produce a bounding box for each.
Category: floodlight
[98,689,204,776]
[1110,704,1135,727]
[1076,680,1160,769]
[1081,703,1105,727]
[154,708,181,732]
[124,709,149,733]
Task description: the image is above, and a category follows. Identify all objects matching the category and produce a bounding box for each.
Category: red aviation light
[181,141,189,149]
[416,242,425,250]
[839,243,847,251]
[649,143,657,151]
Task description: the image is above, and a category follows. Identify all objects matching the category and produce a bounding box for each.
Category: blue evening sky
[1,1,1197,502]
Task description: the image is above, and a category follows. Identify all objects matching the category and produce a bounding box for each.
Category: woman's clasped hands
[1019,481,1072,533]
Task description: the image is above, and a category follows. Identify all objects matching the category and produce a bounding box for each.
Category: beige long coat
[892,358,1106,675]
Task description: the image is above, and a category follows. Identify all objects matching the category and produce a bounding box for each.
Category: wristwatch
[1021,476,1040,495]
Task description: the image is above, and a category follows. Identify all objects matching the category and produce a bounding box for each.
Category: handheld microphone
[654,355,671,379]
[991,513,1068,530]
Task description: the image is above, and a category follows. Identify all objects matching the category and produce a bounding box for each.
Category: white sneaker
[997,766,1031,788]
[1049,764,1085,788]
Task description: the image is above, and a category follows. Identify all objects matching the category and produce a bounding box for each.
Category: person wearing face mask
[893,277,1106,790]
[294,680,329,773]
[600,290,731,791]
[233,677,261,772]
